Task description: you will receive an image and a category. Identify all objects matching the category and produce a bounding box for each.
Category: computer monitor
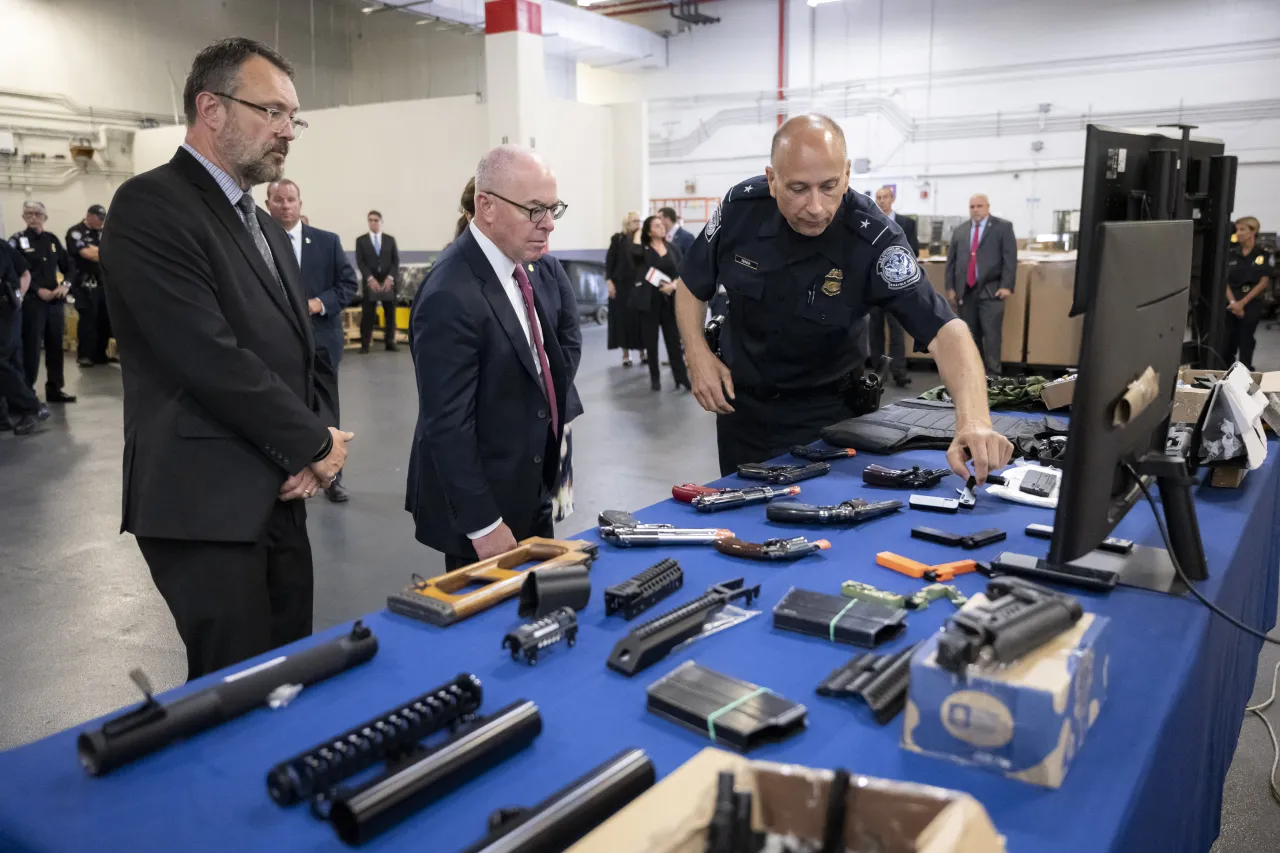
[1048,220,1207,594]
[1073,124,1236,368]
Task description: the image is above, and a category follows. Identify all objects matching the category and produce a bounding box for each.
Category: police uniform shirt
[1226,243,1273,302]
[0,240,25,312]
[8,228,70,295]
[680,176,955,391]
[65,222,102,287]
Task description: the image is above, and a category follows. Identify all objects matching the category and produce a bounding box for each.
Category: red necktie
[513,264,559,437]
[965,221,980,289]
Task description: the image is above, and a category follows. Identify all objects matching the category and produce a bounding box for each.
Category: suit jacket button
[537,409,548,419]
[533,455,542,465]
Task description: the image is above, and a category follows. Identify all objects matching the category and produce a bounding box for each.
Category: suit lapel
[261,213,307,341]
[174,149,305,340]
[978,217,994,249]
[460,231,541,387]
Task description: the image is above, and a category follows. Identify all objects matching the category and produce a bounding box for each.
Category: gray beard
[219,126,286,187]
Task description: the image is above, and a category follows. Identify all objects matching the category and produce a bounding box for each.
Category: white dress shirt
[465,221,542,542]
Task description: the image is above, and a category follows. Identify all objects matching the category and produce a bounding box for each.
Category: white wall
[605,0,1280,234]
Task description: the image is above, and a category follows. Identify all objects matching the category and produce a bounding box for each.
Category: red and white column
[484,0,546,149]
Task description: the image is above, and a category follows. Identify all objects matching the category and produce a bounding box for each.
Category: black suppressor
[78,621,379,777]
[267,672,483,806]
[457,748,655,853]
[935,578,1083,674]
[327,700,542,846]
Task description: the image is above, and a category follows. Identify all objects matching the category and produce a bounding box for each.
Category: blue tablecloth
[1,444,1277,853]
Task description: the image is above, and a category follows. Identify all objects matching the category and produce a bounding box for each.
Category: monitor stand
[1001,452,1207,597]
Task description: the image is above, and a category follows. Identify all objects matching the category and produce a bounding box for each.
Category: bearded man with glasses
[99,38,350,680]
[406,144,578,572]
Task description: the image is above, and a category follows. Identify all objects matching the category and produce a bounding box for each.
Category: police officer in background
[1224,216,1273,370]
[67,204,111,367]
[675,114,1012,481]
[9,201,75,402]
[0,239,48,434]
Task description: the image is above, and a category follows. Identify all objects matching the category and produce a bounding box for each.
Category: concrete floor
[1,322,1277,849]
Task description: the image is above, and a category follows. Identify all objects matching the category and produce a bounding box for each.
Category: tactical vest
[821,399,1064,455]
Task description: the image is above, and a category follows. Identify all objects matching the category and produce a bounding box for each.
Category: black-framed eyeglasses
[212,92,309,138]
[483,191,567,224]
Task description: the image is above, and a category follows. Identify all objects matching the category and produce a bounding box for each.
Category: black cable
[1125,462,1280,646]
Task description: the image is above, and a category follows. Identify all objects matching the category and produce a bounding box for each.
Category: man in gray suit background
[945,194,1016,375]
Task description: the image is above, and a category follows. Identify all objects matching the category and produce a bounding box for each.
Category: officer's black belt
[820,399,1064,455]
[736,382,844,401]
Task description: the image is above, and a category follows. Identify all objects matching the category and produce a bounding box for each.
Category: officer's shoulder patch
[70,231,81,240]
[1257,255,1266,266]
[705,205,722,241]
[877,245,921,290]
[725,175,769,204]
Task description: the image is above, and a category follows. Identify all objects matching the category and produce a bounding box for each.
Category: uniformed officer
[0,240,48,434]
[66,204,110,367]
[1224,216,1273,370]
[675,114,1012,481]
[9,200,75,403]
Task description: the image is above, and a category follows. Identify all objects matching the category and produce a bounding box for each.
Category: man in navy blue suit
[407,145,574,569]
[659,206,695,254]
[268,179,358,501]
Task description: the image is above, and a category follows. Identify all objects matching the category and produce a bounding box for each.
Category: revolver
[672,483,721,503]
[691,485,799,513]
[714,536,830,561]
[598,510,730,547]
[766,498,903,525]
[737,461,830,485]
[862,464,951,489]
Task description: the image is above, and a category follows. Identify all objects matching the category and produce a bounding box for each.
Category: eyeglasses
[213,93,309,138]
[483,191,567,224]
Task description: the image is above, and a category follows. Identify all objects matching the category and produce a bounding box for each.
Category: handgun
[862,464,951,489]
[766,498,903,525]
[789,445,857,462]
[672,483,721,503]
[737,461,831,485]
[935,577,1083,674]
[691,485,799,513]
[715,536,831,561]
[598,509,731,546]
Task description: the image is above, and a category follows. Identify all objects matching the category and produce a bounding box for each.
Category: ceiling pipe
[776,0,785,128]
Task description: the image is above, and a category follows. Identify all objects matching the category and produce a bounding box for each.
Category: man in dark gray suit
[945,194,1016,375]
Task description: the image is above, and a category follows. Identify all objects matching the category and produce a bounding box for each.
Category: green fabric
[920,375,1052,409]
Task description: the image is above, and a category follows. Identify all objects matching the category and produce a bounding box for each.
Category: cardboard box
[569,747,1005,853]
[902,601,1111,789]
[1023,260,1084,367]
[908,258,1031,367]
[1173,367,1280,424]
[1038,373,1077,410]
[1209,463,1248,488]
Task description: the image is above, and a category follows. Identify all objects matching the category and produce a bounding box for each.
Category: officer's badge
[705,205,722,241]
[1257,255,1266,266]
[821,268,843,297]
[877,245,921,290]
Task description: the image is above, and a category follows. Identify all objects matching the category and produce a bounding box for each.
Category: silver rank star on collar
[860,219,870,228]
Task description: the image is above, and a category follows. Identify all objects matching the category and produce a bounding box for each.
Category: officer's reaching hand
[947,422,1014,485]
[687,349,736,414]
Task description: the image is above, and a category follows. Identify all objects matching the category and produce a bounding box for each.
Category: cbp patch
[70,231,81,240]
[705,205,721,241]
[877,245,920,290]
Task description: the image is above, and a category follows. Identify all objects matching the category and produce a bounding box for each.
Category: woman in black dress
[629,215,691,392]
[605,211,644,366]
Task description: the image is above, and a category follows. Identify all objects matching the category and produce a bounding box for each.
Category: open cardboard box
[568,748,1005,853]
[1038,373,1077,410]
[1175,366,1280,424]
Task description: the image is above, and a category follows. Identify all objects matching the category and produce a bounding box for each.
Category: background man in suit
[659,206,695,254]
[267,178,358,502]
[407,145,570,570]
[354,211,400,353]
[99,37,354,680]
[868,185,919,387]
[945,194,1017,376]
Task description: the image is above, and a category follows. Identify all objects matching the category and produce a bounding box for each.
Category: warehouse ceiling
[356,0,670,70]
